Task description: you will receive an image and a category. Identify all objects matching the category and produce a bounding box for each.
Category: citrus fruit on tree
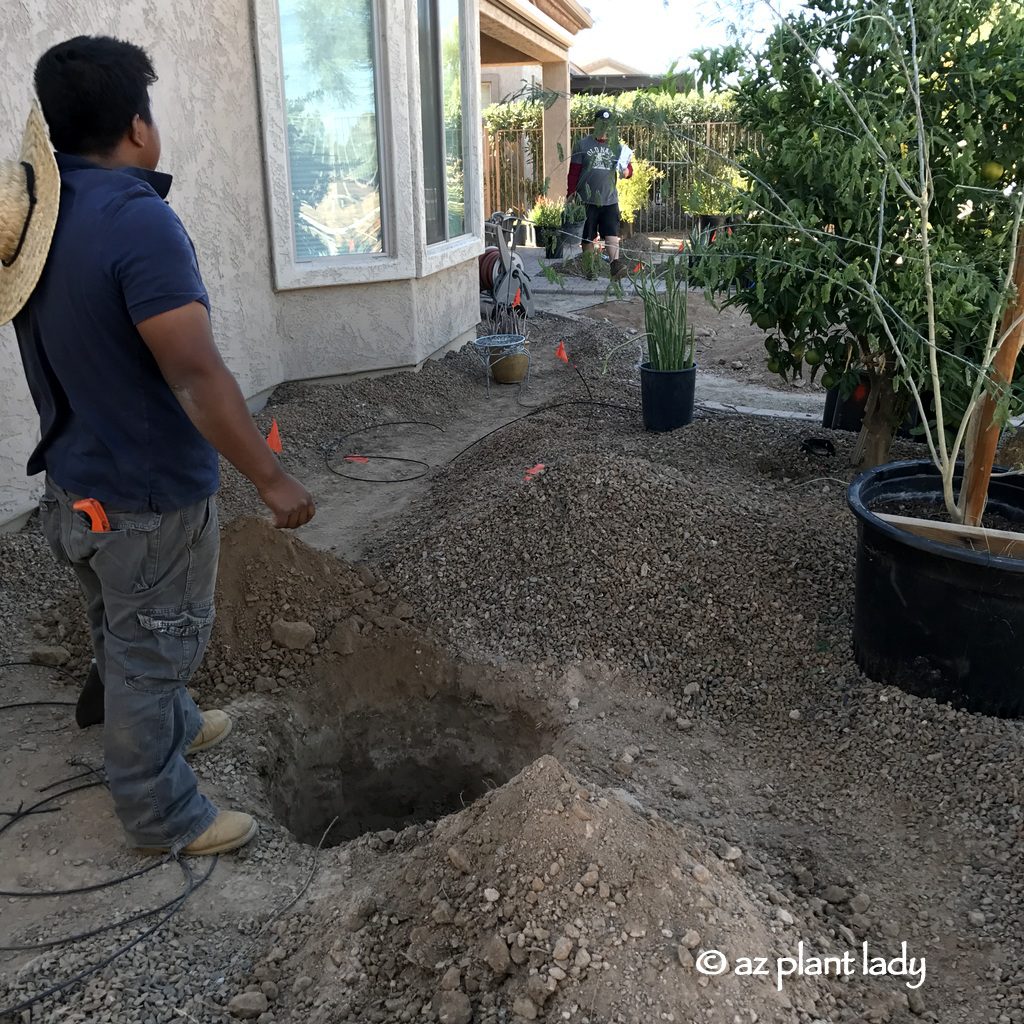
[981,161,1004,182]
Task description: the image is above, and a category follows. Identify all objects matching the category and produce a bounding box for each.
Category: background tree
[691,0,1024,479]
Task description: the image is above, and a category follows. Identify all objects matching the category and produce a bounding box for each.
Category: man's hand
[258,471,316,530]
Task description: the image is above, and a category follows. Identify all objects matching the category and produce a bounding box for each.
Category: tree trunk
[852,370,906,471]
[961,237,1024,526]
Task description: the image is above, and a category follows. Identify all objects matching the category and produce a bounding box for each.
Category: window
[418,0,466,244]
[481,80,493,108]
[279,0,384,261]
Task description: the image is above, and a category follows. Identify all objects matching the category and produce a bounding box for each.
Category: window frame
[415,0,483,277]
[253,0,418,288]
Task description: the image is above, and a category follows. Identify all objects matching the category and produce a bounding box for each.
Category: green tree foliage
[617,158,665,225]
[286,98,333,259]
[294,0,374,104]
[691,0,1024,469]
[482,89,733,133]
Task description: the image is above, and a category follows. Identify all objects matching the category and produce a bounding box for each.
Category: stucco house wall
[0,0,483,524]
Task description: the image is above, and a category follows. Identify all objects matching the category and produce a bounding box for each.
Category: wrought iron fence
[483,121,761,235]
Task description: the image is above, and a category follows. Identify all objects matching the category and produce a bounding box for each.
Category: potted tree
[529,197,567,259]
[632,254,697,432]
[692,0,1024,715]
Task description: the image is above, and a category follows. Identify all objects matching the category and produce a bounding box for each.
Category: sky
[570,0,804,76]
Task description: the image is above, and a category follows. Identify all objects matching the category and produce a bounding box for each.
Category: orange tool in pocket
[73,498,111,533]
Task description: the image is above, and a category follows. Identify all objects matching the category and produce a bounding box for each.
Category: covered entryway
[480,0,592,207]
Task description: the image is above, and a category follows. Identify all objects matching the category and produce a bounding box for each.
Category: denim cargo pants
[40,477,219,853]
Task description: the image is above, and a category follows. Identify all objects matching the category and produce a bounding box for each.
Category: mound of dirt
[29,516,423,705]
[259,755,827,1024]
[195,517,424,703]
[377,433,851,701]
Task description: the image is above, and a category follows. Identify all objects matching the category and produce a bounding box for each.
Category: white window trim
[252,0,418,288]
[408,0,484,278]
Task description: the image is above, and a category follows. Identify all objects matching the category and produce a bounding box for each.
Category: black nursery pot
[534,227,564,260]
[848,459,1024,717]
[640,362,696,432]
[823,371,923,439]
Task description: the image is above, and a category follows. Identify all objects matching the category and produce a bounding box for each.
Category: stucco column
[541,61,570,201]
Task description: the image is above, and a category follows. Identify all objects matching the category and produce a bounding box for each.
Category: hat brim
[0,103,60,326]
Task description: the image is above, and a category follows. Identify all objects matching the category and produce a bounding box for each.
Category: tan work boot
[186,709,232,755]
[183,811,258,855]
[610,257,629,280]
[140,811,258,857]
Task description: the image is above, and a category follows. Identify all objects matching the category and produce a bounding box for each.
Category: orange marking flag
[513,288,522,307]
[523,463,546,482]
[344,455,370,464]
[555,341,569,364]
[266,419,283,453]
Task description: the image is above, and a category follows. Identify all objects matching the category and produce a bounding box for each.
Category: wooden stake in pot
[963,238,1024,526]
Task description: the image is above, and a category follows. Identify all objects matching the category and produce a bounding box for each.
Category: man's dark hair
[35,36,158,155]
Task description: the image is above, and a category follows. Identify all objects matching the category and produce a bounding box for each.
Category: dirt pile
[257,755,828,1024]
[196,516,426,703]
[377,422,855,709]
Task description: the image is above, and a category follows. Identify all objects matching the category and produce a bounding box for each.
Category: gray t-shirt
[571,134,629,207]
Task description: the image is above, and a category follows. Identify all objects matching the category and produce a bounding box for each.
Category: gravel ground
[1,316,1022,1024]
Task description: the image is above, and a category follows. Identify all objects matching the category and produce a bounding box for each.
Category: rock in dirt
[822,885,850,904]
[447,846,472,873]
[326,619,359,656]
[850,892,871,915]
[435,990,473,1024]
[271,619,315,650]
[342,896,377,932]
[513,995,539,1020]
[26,644,70,667]
[228,992,270,1019]
[482,933,511,974]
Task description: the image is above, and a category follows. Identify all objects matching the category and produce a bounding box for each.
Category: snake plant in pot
[632,255,697,431]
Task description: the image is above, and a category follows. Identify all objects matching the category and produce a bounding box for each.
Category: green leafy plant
[564,194,587,224]
[482,89,734,134]
[616,158,664,226]
[528,197,565,228]
[631,255,696,372]
[689,0,1024,517]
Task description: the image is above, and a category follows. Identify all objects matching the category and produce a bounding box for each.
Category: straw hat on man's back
[0,103,60,326]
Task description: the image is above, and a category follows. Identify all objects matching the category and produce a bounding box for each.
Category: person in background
[567,107,634,280]
[1,36,316,857]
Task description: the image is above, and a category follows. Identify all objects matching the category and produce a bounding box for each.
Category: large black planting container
[848,459,1024,717]
[640,362,696,432]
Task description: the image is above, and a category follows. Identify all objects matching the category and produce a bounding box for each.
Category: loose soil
[1,316,1021,1024]
[873,497,1024,534]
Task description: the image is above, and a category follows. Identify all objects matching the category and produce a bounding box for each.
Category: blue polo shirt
[13,154,219,512]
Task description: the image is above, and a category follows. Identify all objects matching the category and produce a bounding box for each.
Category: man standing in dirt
[567,108,634,280]
[1,36,315,856]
